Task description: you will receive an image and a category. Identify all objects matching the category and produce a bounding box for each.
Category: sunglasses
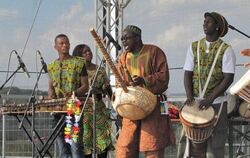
[121,35,136,41]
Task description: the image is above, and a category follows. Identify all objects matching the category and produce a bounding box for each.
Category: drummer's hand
[240,49,250,67]
[131,75,145,86]
[240,49,250,56]
[184,97,195,106]
[243,62,250,68]
[199,98,213,110]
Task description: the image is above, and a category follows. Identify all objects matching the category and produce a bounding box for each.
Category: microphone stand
[229,25,250,38]
[0,65,22,153]
[18,65,44,158]
[235,117,250,158]
[0,65,23,91]
[79,58,105,158]
[0,52,52,157]
[229,24,250,157]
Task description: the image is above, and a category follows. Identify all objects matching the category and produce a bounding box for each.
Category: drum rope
[213,101,224,128]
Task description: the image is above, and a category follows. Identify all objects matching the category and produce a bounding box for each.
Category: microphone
[228,24,236,30]
[228,24,250,38]
[37,50,48,73]
[105,32,121,50]
[13,50,30,78]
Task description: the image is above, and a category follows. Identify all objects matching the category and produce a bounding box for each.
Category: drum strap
[213,101,224,127]
[197,41,202,97]
[197,41,225,98]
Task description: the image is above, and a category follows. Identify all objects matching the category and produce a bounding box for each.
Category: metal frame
[94,0,131,67]
[94,1,131,157]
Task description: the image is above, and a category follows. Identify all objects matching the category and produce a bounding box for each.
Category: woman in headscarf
[73,44,113,158]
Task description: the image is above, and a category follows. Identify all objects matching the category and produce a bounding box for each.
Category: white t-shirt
[184,40,236,74]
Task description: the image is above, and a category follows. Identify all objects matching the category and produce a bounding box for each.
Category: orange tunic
[116,44,175,157]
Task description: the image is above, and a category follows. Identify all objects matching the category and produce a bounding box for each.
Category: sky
[0,0,250,95]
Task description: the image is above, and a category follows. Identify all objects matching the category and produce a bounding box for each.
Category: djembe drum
[180,101,216,143]
[112,86,157,120]
[238,101,250,118]
[230,69,250,103]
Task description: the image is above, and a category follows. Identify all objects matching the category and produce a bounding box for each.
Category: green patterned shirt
[48,56,87,98]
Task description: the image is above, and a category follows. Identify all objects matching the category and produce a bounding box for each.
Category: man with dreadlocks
[115,25,175,158]
[177,12,236,158]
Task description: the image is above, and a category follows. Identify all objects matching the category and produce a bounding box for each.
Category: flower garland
[64,93,81,145]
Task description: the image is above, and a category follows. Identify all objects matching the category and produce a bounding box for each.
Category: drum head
[239,101,250,118]
[112,86,157,120]
[181,101,215,125]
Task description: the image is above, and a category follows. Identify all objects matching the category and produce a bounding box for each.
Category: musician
[240,49,250,67]
[116,25,175,158]
[177,12,236,158]
[48,34,89,158]
[72,44,113,158]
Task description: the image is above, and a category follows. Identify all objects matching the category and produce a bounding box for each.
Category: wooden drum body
[180,101,215,143]
[112,86,157,120]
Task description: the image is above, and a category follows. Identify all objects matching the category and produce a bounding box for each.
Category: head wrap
[204,12,228,37]
[124,25,142,36]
